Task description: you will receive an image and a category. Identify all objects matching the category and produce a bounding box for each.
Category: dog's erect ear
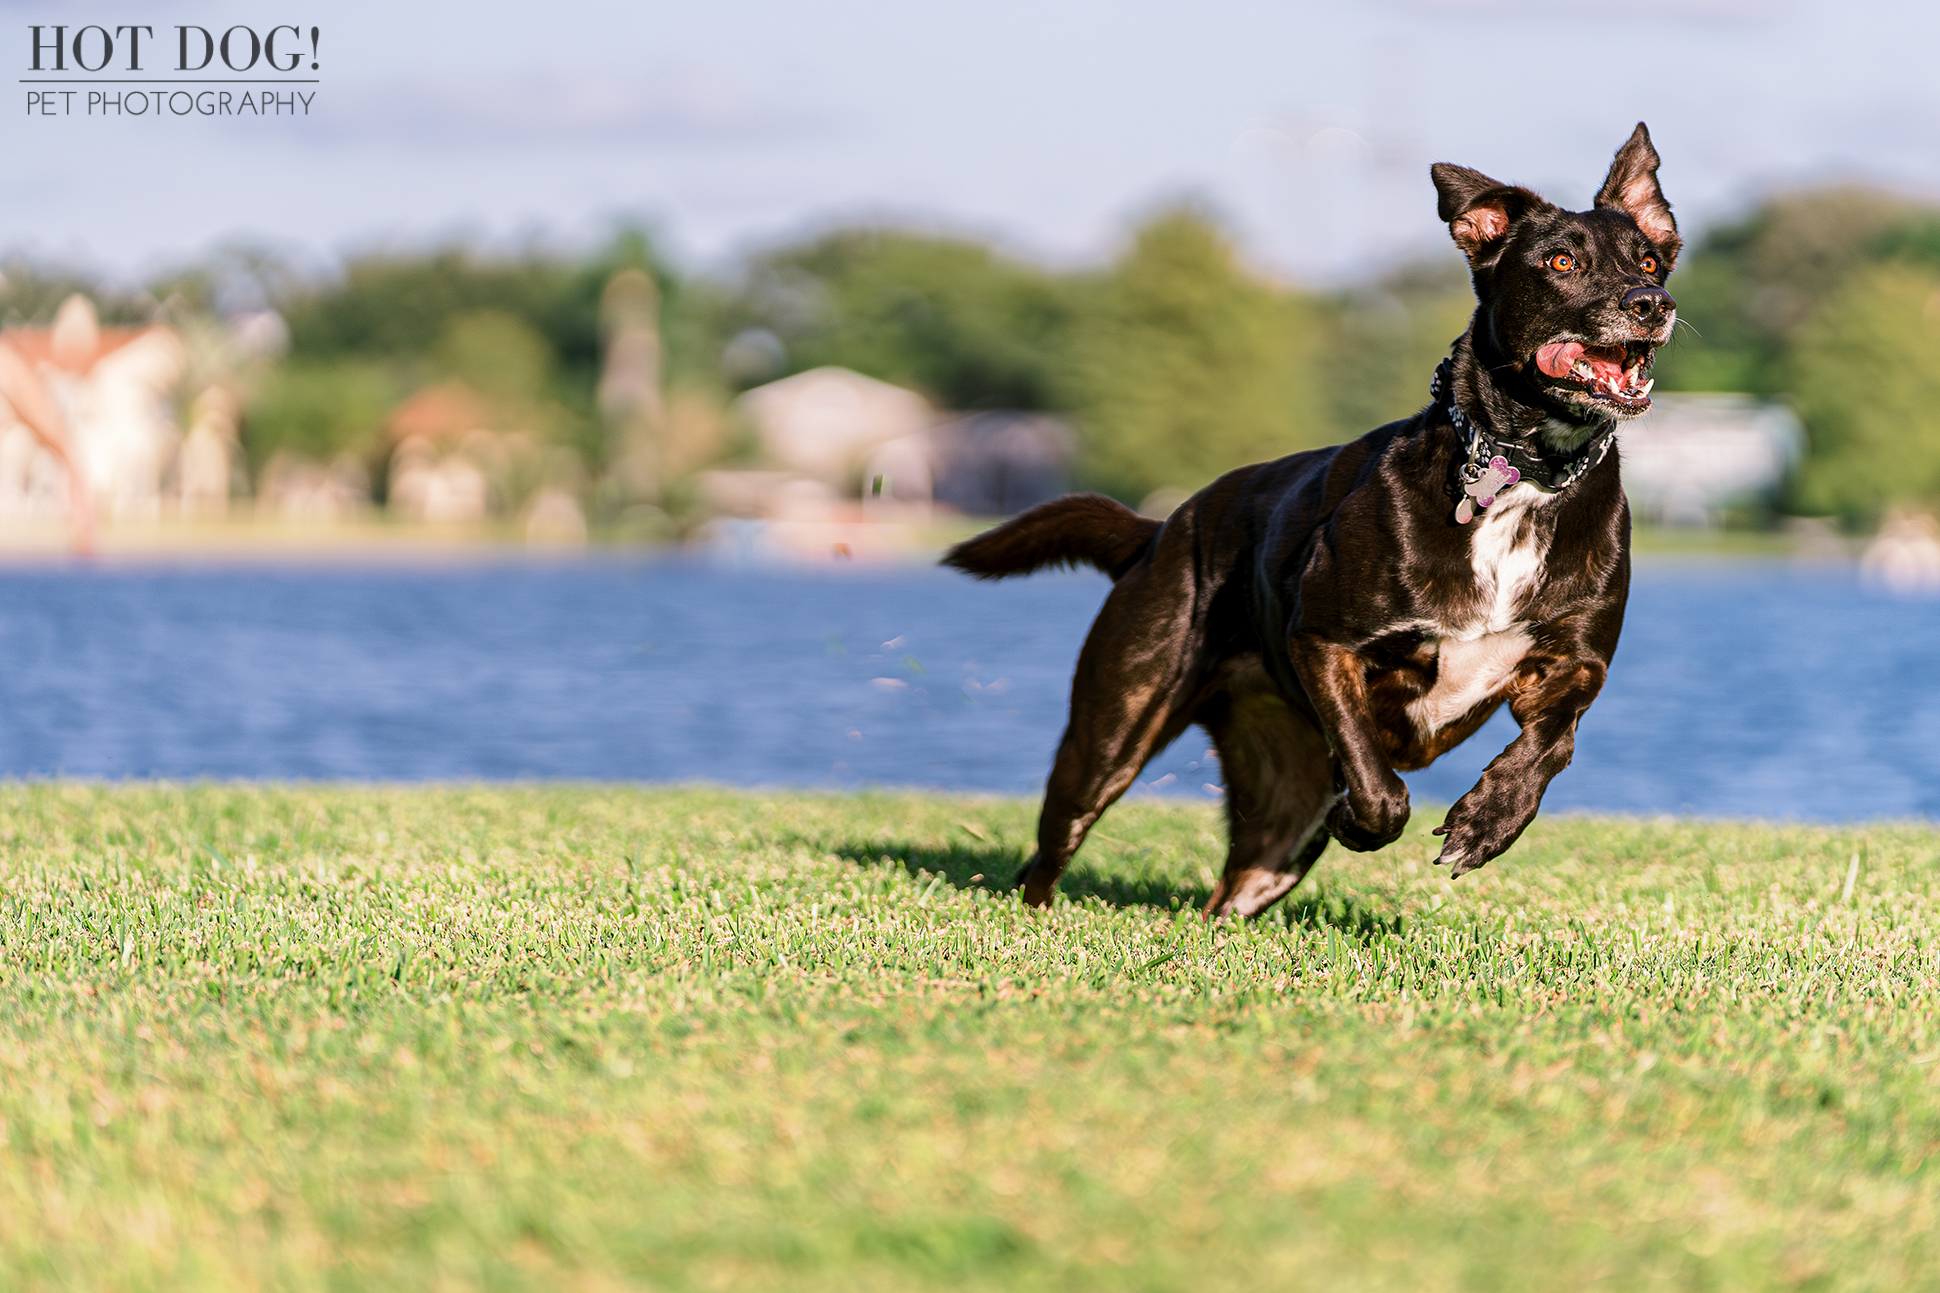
[1596,122,1680,260]
[1431,163,1548,264]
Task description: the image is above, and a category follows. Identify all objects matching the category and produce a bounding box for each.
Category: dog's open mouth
[1534,340,1655,412]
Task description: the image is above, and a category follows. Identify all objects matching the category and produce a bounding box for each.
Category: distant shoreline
[0,515,1864,568]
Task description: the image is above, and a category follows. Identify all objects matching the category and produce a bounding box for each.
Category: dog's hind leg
[1199,654,1336,919]
[1016,564,1202,908]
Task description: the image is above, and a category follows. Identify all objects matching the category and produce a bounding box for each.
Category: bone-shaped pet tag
[1455,456,1520,524]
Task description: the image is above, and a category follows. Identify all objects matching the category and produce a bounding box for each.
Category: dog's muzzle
[1622,284,1675,331]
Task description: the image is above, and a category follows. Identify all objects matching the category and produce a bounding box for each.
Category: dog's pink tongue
[1536,342,1583,378]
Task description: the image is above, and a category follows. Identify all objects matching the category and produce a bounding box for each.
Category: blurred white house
[383,383,496,524]
[0,294,283,526]
[0,295,185,522]
[375,379,588,545]
[1617,393,1803,526]
[697,367,929,559]
[739,365,930,484]
[699,366,1077,561]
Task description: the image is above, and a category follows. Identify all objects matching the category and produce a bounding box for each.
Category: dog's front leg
[1432,656,1607,877]
[1286,636,1410,851]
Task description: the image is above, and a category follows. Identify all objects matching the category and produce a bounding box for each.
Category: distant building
[865,410,1074,518]
[720,366,1074,516]
[377,380,586,543]
[931,411,1074,516]
[735,366,933,486]
[703,366,933,529]
[0,295,184,521]
[256,453,370,522]
[703,367,1079,560]
[383,382,496,523]
[1617,394,1803,526]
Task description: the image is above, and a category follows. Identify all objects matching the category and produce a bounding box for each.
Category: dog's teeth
[1640,378,1654,397]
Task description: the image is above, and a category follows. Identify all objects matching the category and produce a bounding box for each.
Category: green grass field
[0,784,1935,1291]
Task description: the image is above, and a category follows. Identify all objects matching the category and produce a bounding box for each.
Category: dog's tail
[942,493,1161,582]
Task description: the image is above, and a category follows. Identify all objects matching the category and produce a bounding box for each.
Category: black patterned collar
[1430,358,1619,524]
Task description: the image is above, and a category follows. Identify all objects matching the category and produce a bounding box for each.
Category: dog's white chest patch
[1408,483,1555,735]
[1464,484,1554,635]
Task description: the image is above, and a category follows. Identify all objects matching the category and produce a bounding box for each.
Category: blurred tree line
[1650,189,1940,522]
[256,232,680,507]
[5,183,1939,526]
[706,208,1464,506]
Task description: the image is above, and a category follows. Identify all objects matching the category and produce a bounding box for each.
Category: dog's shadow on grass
[827,835,1211,909]
[826,838,1034,895]
[822,836,1403,938]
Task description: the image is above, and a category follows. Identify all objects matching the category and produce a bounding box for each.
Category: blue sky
[6,0,1939,284]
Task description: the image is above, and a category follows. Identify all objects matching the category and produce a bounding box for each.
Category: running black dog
[946,124,1678,916]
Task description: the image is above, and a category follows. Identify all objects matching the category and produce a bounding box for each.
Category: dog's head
[1432,123,1679,422]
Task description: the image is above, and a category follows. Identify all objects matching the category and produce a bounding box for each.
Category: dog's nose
[1623,284,1676,326]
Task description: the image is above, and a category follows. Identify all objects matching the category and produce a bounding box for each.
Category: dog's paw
[1430,812,1504,878]
[1429,831,1488,878]
[1328,788,1409,853]
[1015,854,1059,909]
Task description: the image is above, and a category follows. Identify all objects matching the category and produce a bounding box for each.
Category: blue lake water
[0,556,1932,822]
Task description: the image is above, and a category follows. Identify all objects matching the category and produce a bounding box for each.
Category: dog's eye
[1547,253,1576,273]
[1639,255,1659,274]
